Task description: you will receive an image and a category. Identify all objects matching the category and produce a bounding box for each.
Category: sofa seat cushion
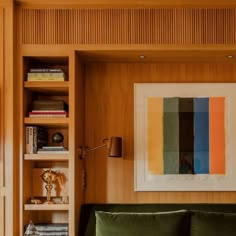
[95,210,188,236]
[191,210,236,236]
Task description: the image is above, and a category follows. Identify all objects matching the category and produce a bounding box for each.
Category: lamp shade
[108,137,122,157]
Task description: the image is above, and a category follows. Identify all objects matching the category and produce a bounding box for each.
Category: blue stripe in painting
[194,98,209,174]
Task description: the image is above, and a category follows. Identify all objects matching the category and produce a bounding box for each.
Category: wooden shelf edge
[24,204,69,211]
[24,117,69,125]
[24,81,69,88]
[24,153,69,161]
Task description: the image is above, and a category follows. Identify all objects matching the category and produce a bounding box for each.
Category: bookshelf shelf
[24,154,69,161]
[24,81,69,94]
[24,204,69,211]
[24,117,69,127]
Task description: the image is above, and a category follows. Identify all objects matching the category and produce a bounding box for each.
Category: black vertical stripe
[179,98,194,174]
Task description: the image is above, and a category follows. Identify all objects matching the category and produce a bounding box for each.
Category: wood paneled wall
[0,7,5,236]
[85,62,236,203]
[21,8,236,45]
[0,2,18,235]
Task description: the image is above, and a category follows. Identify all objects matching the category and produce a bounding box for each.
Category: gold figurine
[41,169,58,204]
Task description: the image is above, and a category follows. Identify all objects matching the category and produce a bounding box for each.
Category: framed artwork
[134,83,236,191]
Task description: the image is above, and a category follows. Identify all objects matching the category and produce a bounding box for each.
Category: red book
[29,111,67,115]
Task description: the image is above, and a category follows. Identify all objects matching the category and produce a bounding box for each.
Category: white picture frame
[134,83,236,191]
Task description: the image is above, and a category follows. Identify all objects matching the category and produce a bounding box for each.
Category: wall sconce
[79,137,122,159]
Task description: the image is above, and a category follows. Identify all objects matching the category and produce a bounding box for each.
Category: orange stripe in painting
[148,98,163,175]
[209,97,225,174]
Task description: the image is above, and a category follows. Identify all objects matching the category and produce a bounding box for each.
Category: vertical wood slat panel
[21,8,236,45]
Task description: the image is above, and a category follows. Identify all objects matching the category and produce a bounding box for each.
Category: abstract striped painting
[148,97,225,175]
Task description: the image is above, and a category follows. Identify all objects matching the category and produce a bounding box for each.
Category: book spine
[29,114,67,118]
[28,127,33,154]
[33,126,37,154]
[32,110,66,113]
[27,77,65,82]
[33,101,67,111]
[30,68,63,73]
[29,111,67,115]
[27,72,66,81]
[27,72,66,77]
[25,127,30,154]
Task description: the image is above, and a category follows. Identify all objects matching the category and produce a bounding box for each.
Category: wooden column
[0,6,5,236]
[0,0,18,235]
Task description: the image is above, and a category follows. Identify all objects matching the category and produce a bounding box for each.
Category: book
[35,223,68,231]
[25,126,48,154]
[29,68,63,73]
[38,233,68,236]
[37,146,68,153]
[29,114,67,118]
[37,150,69,154]
[27,72,67,81]
[29,111,67,115]
[29,111,67,117]
[26,127,33,154]
[27,77,65,82]
[33,100,68,111]
[32,110,67,113]
[41,146,65,150]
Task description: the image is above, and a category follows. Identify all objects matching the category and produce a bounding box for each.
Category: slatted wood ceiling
[22,8,236,45]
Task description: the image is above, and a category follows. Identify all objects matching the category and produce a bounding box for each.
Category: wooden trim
[24,204,69,210]
[24,117,69,126]
[14,0,236,8]
[24,154,69,161]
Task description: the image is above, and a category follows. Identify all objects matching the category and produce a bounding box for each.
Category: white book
[37,150,69,154]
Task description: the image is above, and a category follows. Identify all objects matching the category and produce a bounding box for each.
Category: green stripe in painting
[163,97,179,174]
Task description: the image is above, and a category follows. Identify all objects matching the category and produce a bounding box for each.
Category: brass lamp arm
[79,139,109,159]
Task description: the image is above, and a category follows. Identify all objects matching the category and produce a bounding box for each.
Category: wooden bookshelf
[20,54,83,236]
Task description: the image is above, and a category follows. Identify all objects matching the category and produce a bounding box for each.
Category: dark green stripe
[163,98,179,174]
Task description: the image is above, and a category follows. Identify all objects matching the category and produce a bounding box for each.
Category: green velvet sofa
[79,203,236,236]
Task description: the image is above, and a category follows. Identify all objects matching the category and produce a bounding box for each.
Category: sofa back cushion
[191,210,236,236]
[95,210,188,236]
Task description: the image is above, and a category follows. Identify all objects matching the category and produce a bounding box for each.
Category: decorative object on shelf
[79,136,122,159]
[52,132,64,145]
[57,171,69,204]
[41,169,58,204]
[24,220,40,236]
[29,198,42,204]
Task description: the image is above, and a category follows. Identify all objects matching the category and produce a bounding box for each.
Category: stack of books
[27,68,67,81]
[37,146,69,154]
[34,223,68,236]
[26,126,48,154]
[29,100,68,118]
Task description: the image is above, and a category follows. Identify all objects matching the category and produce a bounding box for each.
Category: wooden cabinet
[20,53,84,235]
